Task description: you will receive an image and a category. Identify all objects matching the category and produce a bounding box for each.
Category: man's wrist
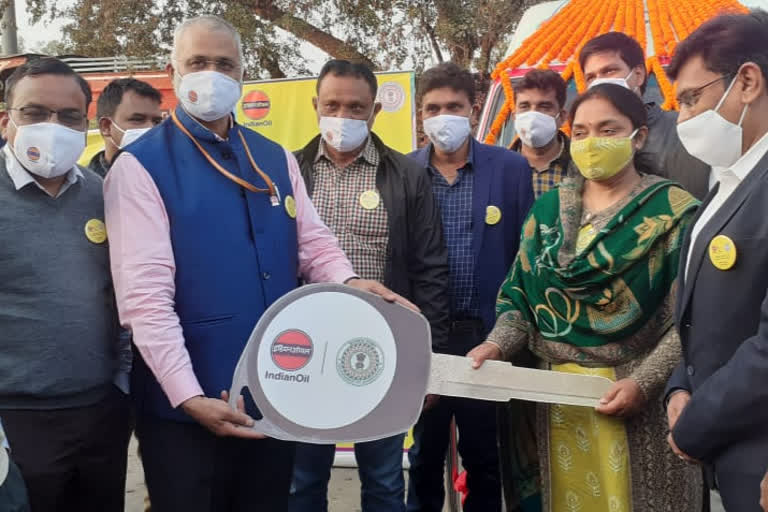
[180,395,205,411]
[665,388,691,408]
[483,340,505,359]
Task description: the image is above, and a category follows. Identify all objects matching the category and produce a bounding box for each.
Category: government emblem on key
[230,284,612,444]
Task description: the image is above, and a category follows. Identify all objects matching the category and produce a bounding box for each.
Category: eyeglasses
[676,76,731,109]
[8,106,87,129]
[185,57,240,74]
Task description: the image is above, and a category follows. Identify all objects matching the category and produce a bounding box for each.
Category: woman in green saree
[470,84,703,512]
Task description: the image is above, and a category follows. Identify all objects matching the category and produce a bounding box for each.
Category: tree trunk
[239,0,378,69]
[478,33,497,75]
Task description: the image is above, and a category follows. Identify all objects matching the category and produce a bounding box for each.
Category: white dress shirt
[709,167,724,191]
[686,130,768,279]
[2,144,83,198]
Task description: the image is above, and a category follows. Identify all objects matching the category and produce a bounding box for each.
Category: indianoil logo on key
[270,329,313,371]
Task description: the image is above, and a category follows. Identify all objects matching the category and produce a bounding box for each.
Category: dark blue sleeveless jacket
[128,107,298,421]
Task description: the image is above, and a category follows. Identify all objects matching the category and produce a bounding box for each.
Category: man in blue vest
[407,63,534,512]
[104,15,413,512]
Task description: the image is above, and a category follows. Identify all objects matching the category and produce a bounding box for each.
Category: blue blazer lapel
[471,139,493,263]
[411,145,431,168]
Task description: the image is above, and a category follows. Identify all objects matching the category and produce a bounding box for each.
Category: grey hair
[170,15,244,75]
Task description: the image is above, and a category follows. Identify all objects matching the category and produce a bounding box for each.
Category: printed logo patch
[242,90,271,120]
[26,147,40,162]
[271,329,313,371]
[336,337,385,386]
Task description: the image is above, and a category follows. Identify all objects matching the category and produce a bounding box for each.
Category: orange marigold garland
[615,0,626,33]
[657,0,677,56]
[568,0,611,64]
[647,0,664,56]
[485,0,752,144]
[635,0,646,52]
[600,0,619,33]
[625,0,636,39]
[649,56,678,110]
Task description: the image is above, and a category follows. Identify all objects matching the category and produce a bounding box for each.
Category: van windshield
[483,73,666,147]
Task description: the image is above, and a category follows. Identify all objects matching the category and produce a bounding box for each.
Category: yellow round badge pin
[284,195,297,219]
[485,205,502,225]
[709,234,737,270]
[359,190,380,210]
[85,219,107,244]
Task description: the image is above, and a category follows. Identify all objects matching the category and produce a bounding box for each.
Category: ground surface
[125,437,725,512]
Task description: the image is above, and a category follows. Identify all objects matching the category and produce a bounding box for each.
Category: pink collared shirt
[104,149,356,408]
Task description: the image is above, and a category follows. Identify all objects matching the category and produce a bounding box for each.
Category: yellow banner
[236,71,416,154]
[78,130,107,168]
[336,429,414,454]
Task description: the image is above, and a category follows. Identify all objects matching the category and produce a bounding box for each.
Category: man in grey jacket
[0,57,130,512]
[580,32,711,199]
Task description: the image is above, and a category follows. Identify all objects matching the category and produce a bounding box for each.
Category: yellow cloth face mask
[570,129,637,181]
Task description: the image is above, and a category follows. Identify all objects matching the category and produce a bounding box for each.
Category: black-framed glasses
[676,75,732,109]
[8,106,88,129]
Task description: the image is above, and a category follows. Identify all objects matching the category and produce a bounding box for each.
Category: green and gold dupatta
[497,177,698,348]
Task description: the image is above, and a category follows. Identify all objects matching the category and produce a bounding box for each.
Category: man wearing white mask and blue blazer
[663,10,768,512]
[407,63,534,512]
[104,17,413,512]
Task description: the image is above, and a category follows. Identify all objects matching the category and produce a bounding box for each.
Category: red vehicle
[0,54,177,118]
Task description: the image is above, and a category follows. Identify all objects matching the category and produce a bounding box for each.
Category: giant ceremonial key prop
[229,284,613,444]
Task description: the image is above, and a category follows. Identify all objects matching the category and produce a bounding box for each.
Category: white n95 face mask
[109,120,151,149]
[423,115,471,153]
[10,118,85,179]
[176,70,242,122]
[515,111,558,148]
[319,116,370,153]
[676,75,748,168]
[588,71,634,90]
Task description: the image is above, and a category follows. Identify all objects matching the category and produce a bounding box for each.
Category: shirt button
[686,365,695,377]
[262,272,271,280]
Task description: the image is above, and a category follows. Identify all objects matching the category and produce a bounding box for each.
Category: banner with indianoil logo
[236,70,416,154]
[78,70,415,166]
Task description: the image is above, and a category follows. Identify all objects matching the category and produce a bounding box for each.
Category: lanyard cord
[170,110,279,203]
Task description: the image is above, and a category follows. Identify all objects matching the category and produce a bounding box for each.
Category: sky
[16,1,69,52]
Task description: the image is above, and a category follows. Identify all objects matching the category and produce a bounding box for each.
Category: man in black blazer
[664,11,768,512]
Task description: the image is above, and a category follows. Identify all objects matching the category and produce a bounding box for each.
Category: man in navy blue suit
[407,62,534,512]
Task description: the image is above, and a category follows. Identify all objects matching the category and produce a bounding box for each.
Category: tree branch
[239,0,377,69]
[259,53,286,78]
